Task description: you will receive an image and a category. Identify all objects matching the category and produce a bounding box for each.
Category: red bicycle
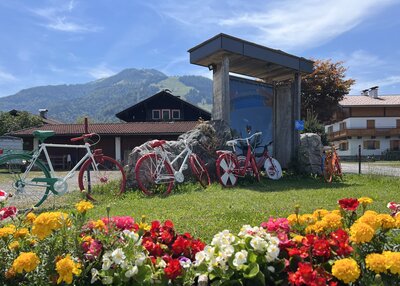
[215,132,262,187]
[238,141,282,180]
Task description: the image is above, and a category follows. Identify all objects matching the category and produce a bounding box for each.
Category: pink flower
[0,206,18,220]
[0,189,8,202]
[261,217,290,233]
[102,216,135,231]
[387,202,400,217]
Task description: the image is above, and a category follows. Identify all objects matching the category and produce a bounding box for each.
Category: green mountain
[0,68,213,122]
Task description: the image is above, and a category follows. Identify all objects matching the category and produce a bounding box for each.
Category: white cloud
[345,50,385,70]
[87,65,116,79]
[352,75,400,94]
[0,68,16,83]
[31,1,101,33]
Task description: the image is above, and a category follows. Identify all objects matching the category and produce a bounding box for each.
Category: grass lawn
[49,173,400,242]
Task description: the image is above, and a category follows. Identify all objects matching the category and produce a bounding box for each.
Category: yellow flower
[357,212,380,230]
[287,214,299,226]
[299,214,315,225]
[56,255,81,284]
[383,251,400,275]
[313,220,327,233]
[25,212,37,224]
[92,219,106,231]
[349,222,375,243]
[32,212,69,240]
[8,241,20,251]
[312,209,329,220]
[12,252,40,273]
[377,214,396,229]
[358,197,373,207]
[75,200,94,213]
[331,258,361,284]
[138,222,151,231]
[292,235,304,243]
[14,228,29,239]
[331,209,341,216]
[322,213,342,230]
[0,225,16,238]
[365,253,387,273]
[395,215,400,228]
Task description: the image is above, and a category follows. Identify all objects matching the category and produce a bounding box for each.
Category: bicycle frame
[24,142,98,193]
[153,142,192,183]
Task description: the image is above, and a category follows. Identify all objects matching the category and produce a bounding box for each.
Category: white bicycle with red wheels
[134,140,210,196]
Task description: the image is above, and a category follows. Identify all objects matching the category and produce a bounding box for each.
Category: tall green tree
[0,111,43,136]
[301,59,355,123]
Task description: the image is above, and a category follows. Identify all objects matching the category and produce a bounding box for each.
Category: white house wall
[326,117,400,132]
[333,136,392,157]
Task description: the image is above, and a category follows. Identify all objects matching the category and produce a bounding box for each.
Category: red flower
[151,220,161,231]
[161,230,174,244]
[163,220,174,230]
[164,259,182,280]
[0,206,18,220]
[312,238,331,258]
[338,198,359,211]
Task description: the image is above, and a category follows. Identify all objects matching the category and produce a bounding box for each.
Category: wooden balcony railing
[327,128,400,141]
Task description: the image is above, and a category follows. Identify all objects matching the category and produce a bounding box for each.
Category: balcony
[327,127,400,141]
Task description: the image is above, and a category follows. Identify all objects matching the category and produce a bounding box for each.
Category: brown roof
[9,121,200,137]
[340,95,400,107]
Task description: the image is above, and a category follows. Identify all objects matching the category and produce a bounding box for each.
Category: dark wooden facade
[115,90,211,122]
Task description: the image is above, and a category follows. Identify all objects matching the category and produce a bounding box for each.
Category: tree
[301,59,355,123]
[0,111,43,136]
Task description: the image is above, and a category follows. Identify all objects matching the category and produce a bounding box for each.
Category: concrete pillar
[212,56,230,123]
[33,138,39,150]
[115,136,121,162]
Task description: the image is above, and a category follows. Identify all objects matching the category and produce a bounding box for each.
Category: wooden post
[212,56,230,123]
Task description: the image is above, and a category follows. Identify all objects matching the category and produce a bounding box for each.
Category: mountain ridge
[0,68,212,123]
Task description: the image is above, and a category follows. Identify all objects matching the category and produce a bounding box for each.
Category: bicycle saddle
[33,130,55,142]
[151,140,166,148]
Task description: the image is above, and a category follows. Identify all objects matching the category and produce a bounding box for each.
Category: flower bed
[1,189,400,285]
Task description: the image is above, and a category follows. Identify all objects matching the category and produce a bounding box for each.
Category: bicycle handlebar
[70,133,97,142]
[226,132,263,146]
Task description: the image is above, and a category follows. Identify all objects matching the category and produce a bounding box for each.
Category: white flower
[111,248,126,265]
[157,260,167,268]
[135,253,146,266]
[211,230,235,247]
[122,230,139,243]
[102,276,113,285]
[179,259,192,269]
[125,265,139,278]
[204,246,215,260]
[266,244,280,262]
[221,245,234,257]
[194,251,206,266]
[267,266,275,273]
[233,250,248,268]
[102,257,112,270]
[90,268,99,284]
[250,236,268,253]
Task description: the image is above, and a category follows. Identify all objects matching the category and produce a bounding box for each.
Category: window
[162,109,170,120]
[397,119,400,128]
[152,110,160,120]
[390,140,400,151]
[339,122,346,131]
[171,109,181,120]
[327,126,333,134]
[339,141,349,151]
[363,140,380,150]
[367,120,375,129]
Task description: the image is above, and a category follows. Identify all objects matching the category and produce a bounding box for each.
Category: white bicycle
[134,139,210,196]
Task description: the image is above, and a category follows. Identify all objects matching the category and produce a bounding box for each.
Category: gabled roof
[115,90,211,121]
[340,95,400,107]
[9,121,200,137]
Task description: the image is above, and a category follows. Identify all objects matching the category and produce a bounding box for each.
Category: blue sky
[0,0,400,97]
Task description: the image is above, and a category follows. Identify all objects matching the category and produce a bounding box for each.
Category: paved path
[341,162,400,177]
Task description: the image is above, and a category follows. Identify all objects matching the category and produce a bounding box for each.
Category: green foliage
[302,59,355,123]
[302,110,328,145]
[0,111,43,136]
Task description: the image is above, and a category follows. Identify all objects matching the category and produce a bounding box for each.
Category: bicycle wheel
[135,153,174,196]
[78,156,126,200]
[216,153,238,187]
[323,158,333,183]
[189,154,210,188]
[264,158,282,180]
[0,154,51,208]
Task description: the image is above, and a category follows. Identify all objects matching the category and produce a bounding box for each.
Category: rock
[125,120,232,188]
[298,133,323,175]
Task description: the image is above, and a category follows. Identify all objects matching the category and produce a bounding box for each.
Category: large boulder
[125,120,232,188]
[298,133,323,175]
